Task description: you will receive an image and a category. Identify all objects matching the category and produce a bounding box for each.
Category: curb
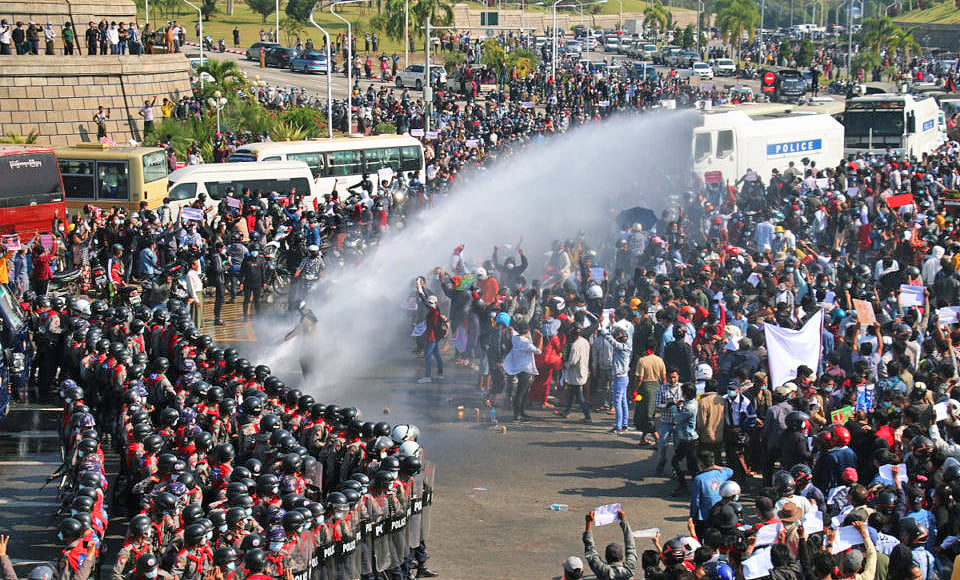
[184,40,245,55]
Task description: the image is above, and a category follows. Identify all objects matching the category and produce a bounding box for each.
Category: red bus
[0,146,67,243]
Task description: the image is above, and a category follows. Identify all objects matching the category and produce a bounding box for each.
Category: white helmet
[397,440,423,459]
[586,285,603,300]
[551,296,566,312]
[390,424,411,444]
[695,363,713,381]
[719,480,741,500]
[308,244,320,254]
[475,267,487,279]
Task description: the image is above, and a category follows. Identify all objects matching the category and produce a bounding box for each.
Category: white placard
[377,167,394,183]
[816,177,830,189]
[226,197,242,208]
[877,463,908,483]
[631,527,661,539]
[520,101,534,109]
[899,284,925,308]
[598,100,611,107]
[465,139,479,148]
[589,267,605,281]
[594,503,622,527]
[747,273,761,287]
[937,306,960,325]
[410,128,425,137]
[935,402,950,422]
[743,547,774,580]
[754,523,781,547]
[831,525,865,554]
[1,235,21,251]
[802,511,824,534]
[600,308,615,330]
[425,130,438,139]
[181,207,203,221]
[410,322,426,337]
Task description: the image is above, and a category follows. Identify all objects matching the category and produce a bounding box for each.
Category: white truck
[841,93,946,158]
[691,109,845,185]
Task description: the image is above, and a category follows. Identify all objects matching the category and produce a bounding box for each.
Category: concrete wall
[0,54,193,146]
[893,21,960,52]
[0,0,135,55]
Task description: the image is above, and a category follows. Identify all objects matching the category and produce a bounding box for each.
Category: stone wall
[893,21,960,52]
[0,54,193,146]
[452,2,697,35]
[0,0,135,55]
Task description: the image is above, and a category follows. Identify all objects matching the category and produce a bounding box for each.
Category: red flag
[886,193,915,209]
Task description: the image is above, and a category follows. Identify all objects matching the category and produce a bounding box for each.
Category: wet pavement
[0,322,694,578]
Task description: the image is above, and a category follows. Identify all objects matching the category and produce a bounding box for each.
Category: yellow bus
[55,143,169,212]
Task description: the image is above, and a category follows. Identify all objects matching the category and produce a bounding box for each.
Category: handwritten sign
[226,197,242,209]
[39,234,54,250]
[937,306,960,325]
[831,406,854,425]
[593,503,622,526]
[1,235,20,251]
[425,130,438,139]
[598,100,611,107]
[589,267,605,281]
[465,139,479,148]
[520,101,534,109]
[409,128,425,137]
[852,299,876,325]
[377,167,394,183]
[899,284,925,308]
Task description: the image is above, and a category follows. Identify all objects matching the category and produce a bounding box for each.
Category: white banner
[764,309,824,388]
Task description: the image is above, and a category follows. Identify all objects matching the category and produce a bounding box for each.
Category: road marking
[0,431,59,438]
[0,498,56,507]
[0,460,48,466]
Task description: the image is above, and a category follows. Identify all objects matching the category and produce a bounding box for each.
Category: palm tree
[643,1,669,41]
[888,24,920,62]
[861,15,898,54]
[716,0,759,62]
[382,0,454,43]
[0,130,39,144]
[197,59,247,96]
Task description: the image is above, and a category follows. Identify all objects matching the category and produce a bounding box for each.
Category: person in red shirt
[416,280,444,383]
[31,237,56,296]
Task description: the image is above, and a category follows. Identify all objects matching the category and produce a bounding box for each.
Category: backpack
[437,315,450,340]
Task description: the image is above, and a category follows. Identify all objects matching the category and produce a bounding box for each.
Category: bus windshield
[845,110,904,137]
[0,284,25,331]
[143,151,169,183]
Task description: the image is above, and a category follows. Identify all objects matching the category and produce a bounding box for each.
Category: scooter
[217,38,226,53]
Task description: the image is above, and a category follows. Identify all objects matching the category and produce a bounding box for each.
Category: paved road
[0,296,696,577]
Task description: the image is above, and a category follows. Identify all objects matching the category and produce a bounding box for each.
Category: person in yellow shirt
[160,97,175,119]
[0,248,13,286]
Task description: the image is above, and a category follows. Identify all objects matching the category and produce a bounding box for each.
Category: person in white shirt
[185,258,204,328]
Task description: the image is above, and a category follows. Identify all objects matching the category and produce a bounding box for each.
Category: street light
[308,6,335,138]
[551,0,606,85]
[182,0,203,89]
[207,90,227,134]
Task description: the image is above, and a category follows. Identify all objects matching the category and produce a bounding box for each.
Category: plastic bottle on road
[548,504,569,511]
[490,408,496,423]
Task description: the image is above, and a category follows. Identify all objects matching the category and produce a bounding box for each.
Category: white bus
[166,161,321,216]
[841,94,946,158]
[228,135,426,197]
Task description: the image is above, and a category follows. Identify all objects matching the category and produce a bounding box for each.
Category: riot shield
[357,498,374,577]
[420,461,435,541]
[407,473,424,556]
[303,458,324,497]
[387,493,408,569]
[289,531,314,580]
[307,526,328,580]
[370,495,392,573]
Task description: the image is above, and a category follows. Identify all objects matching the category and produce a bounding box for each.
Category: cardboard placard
[831,406,854,424]
[377,167,394,183]
[410,128,425,137]
[937,306,960,324]
[1,235,21,251]
[520,101,534,109]
[852,299,876,325]
[39,234,54,250]
[181,207,204,221]
[886,193,915,208]
[226,197,242,208]
[855,383,875,412]
[899,284,925,308]
[589,267,605,281]
[425,130,438,139]
[593,503,622,526]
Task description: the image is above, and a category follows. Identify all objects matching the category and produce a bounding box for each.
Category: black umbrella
[616,206,658,232]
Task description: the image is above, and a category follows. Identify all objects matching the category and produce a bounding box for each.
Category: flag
[886,193,914,208]
[764,309,824,388]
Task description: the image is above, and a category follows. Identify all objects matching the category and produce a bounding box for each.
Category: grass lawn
[138,0,692,57]
[894,1,960,23]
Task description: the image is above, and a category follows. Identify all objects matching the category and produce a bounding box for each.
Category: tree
[0,130,39,144]
[201,0,217,20]
[861,15,898,54]
[507,47,539,78]
[197,59,247,98]
[480,39,506,70]
[381,0,454,43]
[681,24,695,48]
[778,40,792,64]
[281,17,304,45]
[245,0,276,23]
[643,1,670,40]
[285,0,314,23]
[888,24,920,62]
[716,0,759,61]
[796,38,814,66]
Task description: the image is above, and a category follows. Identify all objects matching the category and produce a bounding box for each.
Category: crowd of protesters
[402,131,960,580]
[0,18,190,56]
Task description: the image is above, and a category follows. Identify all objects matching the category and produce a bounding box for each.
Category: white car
[395,64,447,89]
[710,58,736,76]
[692,61,714,79]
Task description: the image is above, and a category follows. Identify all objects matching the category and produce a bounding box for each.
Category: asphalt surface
[0,308,696,578]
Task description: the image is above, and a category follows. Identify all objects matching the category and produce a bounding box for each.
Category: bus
[0,146,67,243]
[228,135,425,195]
[55,143,169,212]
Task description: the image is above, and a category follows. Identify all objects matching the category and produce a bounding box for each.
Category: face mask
[844,283,852,289]
[145,571,158,579]
[71,509,80,517]
[58,531,64,541]
[316,515,325,526]
[302,520,312,530]
[786,267,794,273]
[505,264,514,270]
[251,251,259,257]
[58,226,65,232]
[334,510,348,520]
[226,562,237,572]
[760,384,768,390]
[218,524,228,532]
[269,541,284,552]
[245,508,253,517]
[727,389,737,398]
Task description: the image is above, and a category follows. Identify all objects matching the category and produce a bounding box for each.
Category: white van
[165,161,321,216]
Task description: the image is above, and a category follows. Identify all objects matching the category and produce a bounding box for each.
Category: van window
[204,178,311,199]
[168,182,197,201]
[288,152,326,177]
[400,146,423,171]
[327,150,363,177]
[717,130,734,158]
[98,161,130,200]
[262,156,282,162]
[694,133,711,161]
[60,160,96,199]
[364,147,402,172]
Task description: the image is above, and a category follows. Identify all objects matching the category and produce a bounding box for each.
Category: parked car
[289,50,329,74]
[709,58,736,76]
[603,35,620,52]
[264,46,298,68]
[640,44,658,61]
[245,41,280,61]
[564,39,583,55]
[395,63,447,89]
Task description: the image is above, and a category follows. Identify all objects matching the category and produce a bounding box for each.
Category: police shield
[288,531,313,580]
[370,495,392,573]
[387,492,408,569]
[420,461,435,541]
[302,456,323,497]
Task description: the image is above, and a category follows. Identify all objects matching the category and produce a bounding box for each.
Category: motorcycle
[49,269,82,296]
[217,38,226,53]
[203,35,215,52]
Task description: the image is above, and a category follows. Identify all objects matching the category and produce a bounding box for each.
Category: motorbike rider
[290,245,324,311]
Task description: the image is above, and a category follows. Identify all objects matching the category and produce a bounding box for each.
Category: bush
[280,106,328,138]
[374,122,396,135]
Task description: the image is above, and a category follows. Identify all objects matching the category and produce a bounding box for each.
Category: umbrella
[616,206,658,232]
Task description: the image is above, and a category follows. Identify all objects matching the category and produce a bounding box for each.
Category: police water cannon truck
[840,93,946,158]
[690,109,845,186]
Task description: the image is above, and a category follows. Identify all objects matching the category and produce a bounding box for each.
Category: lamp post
[551,0,605,84]
[183,0,203,89]
[696,0,703,57]
[207,91,227,134]
[405,0,409,66]
[759,0,765,54]
[329,0,359,135]
[309,6,335,138]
